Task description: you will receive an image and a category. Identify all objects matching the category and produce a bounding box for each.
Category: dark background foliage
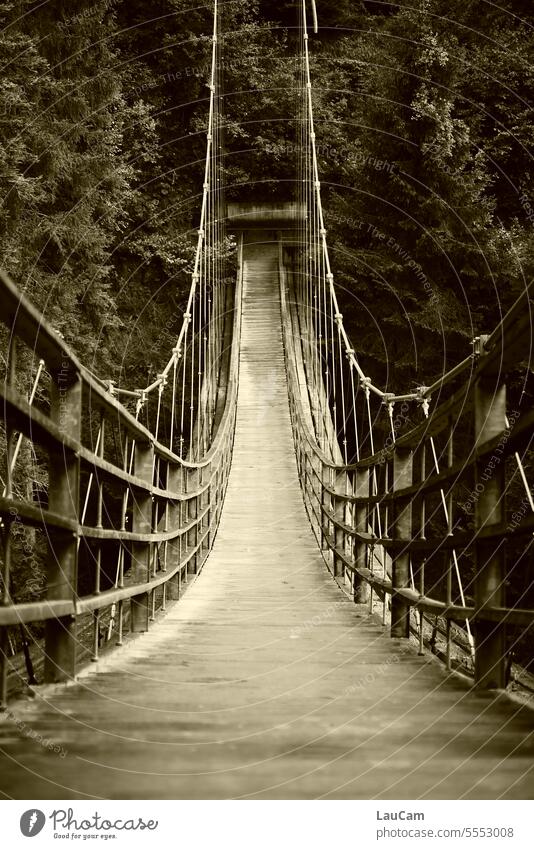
[1,0,532,393]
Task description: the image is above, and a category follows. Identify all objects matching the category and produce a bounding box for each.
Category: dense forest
[1,0,533,394]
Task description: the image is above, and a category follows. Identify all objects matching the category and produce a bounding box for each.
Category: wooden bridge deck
[0,234,533,799]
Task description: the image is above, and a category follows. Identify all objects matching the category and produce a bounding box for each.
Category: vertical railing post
[353,465,369,603]
[302,450,308,513]
[1,338,17,705]
[91,414,105,661]
[416,440,427,655]
[313,454,322,541]
[45,364,82,682]
[130,440,154,632]
[203,461,213,553]
[187,468,199,575]
[166,462,183,601]
[474,378,507,688]
[320,463,331,556]
[333,471,345,577]
[214,466,221,525]
[390,446,413,639]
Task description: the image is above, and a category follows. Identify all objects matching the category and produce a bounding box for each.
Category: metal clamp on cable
[471,334,489,358]
[135,389,148,417]
[361,376,372,399]
[416,385,430,417]
[383,394,395,439]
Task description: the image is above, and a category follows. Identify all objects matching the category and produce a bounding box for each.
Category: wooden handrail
[279,242,534,689]
[0,235,243,698]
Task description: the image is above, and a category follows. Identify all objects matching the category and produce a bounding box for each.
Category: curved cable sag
[297,0,525,413]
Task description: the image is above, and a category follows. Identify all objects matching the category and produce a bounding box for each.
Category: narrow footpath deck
[0,235,533,799]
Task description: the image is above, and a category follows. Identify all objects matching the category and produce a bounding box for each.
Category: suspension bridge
[0,2,533,799]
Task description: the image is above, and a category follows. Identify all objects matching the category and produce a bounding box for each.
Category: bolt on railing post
[390,446,413,639]
[44,366,82,682]
[474,378,507,689]
[353,466,369,603]
[130,441,154,632]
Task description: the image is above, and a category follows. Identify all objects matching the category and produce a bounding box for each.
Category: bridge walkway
[0,234,532,799]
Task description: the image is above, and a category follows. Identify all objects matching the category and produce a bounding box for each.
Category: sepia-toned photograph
[0,0,533,840]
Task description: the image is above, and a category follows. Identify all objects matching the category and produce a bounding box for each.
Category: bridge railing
[0,239,242,705]
[280,243,534,690]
